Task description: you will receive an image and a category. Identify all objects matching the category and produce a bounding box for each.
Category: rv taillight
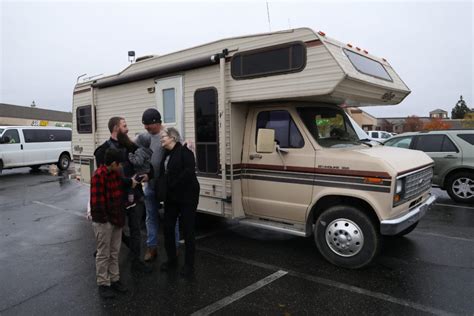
[318,31,326,37]
[347,43,353,48]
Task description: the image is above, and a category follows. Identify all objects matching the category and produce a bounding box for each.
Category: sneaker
[179,265,194,277]
[111,280,128,293]
[98,285,115,299]
[132,260,153,273]
[160,260,178,271]
[144,247,157,262]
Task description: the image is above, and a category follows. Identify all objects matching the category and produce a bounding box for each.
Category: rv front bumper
[380,194,437,235]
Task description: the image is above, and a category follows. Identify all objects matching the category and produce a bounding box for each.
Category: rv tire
[314,205,381,269]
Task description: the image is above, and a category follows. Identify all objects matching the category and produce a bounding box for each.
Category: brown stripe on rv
[73,88,91,95]
[305,40,323,48]
[241,163,391,179]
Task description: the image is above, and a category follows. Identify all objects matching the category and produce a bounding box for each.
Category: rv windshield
[297,107,360,148]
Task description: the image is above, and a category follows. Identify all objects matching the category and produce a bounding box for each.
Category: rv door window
[163,88,176,123]
[256,110,304,148]
[298,107,358,148]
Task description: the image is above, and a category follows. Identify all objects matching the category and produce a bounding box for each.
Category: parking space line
[32,201,85,218]
[198,247,456,316]
[435,202,474,210]
[191,270,288,316]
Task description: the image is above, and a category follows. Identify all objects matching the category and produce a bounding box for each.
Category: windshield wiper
[357,139,373,147]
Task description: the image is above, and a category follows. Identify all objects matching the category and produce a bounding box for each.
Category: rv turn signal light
[364,177,384,184]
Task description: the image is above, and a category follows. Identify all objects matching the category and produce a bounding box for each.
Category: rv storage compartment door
[155,76,184,137]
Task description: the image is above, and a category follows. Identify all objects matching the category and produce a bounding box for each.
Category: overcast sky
[1,0,472,118]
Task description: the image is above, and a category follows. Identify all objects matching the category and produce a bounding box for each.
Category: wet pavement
[0,167,473,315]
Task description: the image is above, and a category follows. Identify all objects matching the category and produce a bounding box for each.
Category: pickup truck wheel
[446,172,474,204]
[57,153,70,170]
[314,205,381,269]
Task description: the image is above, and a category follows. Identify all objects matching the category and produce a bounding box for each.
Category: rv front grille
[401,167,433,204]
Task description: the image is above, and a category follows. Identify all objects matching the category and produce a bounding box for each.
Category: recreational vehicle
[72,28,436,268]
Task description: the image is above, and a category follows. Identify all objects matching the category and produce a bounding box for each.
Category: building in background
[0,103,72,127]
[429,109,449,119]
[346,108,378,131]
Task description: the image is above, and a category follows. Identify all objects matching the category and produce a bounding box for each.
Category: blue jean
[144,183,179,248]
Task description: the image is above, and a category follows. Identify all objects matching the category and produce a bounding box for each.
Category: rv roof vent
[136,55,156,62]
[318,31,326,37]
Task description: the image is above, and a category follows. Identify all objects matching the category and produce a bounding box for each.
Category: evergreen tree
[451,95,470,119]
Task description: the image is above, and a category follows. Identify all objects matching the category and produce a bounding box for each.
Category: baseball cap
[142,108,162,125]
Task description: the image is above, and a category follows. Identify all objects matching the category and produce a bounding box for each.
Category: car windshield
[297,106,360,148]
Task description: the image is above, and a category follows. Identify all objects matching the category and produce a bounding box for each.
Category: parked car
[0,126,72,173]
[384,130,474,203]
[367,130,393,142]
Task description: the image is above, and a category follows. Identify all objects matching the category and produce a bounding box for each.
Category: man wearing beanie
[140,108,180,262]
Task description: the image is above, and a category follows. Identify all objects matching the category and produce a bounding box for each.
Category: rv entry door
[155,76,184,137]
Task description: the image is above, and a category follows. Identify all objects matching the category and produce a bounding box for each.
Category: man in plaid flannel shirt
[91,148,138,299]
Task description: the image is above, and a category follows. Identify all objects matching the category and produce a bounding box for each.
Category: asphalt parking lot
[0,166,473,315]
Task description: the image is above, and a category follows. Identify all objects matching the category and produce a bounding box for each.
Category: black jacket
[158,143,200,205]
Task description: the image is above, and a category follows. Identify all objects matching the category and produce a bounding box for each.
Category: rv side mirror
[256,129,275,153]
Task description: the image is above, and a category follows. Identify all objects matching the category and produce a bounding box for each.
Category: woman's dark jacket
[157,142,200,205]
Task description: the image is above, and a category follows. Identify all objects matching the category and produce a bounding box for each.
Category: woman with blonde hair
[157,127,200,276]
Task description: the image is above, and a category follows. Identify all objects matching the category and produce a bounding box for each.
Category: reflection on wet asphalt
[0,167,473,315]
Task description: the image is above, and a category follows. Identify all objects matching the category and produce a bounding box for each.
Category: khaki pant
[92,222,122,286]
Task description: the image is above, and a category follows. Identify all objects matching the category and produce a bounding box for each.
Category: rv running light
[128,51,136,63]
[347,44,353,48]
[356,47,361,51]
[318,31,326,37]
[363,50,369,54]
[382,58,387,62]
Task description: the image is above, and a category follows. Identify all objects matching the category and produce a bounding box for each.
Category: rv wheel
[314,205,381,269]
[57,153,71,170]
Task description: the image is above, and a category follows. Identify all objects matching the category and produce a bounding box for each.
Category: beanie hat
[142,108,162,124]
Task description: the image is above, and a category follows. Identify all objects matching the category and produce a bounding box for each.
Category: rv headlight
[395,179,404,194]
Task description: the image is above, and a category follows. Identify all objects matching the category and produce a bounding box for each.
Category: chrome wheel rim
[452,177,474,199]
[325,218,364,257]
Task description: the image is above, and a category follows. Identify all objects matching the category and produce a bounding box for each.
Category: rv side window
[194,88,218,173]
[77,105,92,133]
[256,110,304,148]
[343,49,392,81]
[3,129,20,143]
[231,42,306,80]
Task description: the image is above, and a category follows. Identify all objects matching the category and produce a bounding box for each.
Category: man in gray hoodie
[140,108,179,262]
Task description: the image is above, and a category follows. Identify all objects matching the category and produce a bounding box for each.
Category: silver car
[384,130,474,204]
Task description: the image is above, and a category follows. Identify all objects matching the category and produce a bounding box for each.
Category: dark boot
[98,285,115,299]
[132,260,153,273]
[111,280,128,293]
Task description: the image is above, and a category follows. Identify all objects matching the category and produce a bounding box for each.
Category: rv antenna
[128,51,136,63]
[76,73,87,83]
[266,1,271,32]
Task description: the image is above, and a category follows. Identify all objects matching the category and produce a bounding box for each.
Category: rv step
[239,218,308,237]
